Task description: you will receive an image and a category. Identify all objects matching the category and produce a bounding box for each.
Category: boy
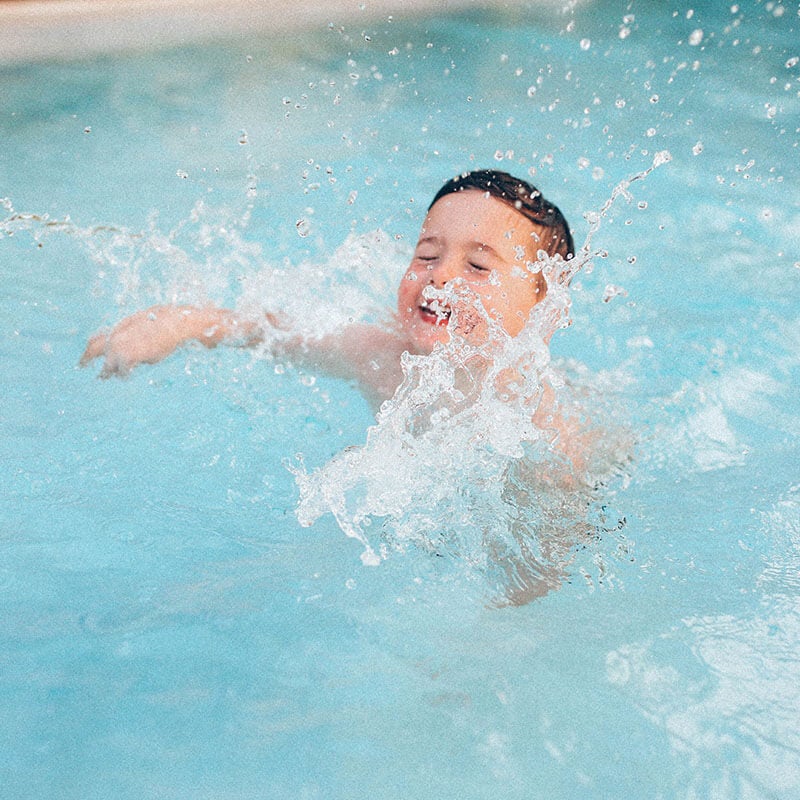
[81,169,574,414]
[83,170,593,601]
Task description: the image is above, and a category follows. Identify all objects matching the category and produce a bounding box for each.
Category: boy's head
[429,170,574,260]
[397,170,573,354]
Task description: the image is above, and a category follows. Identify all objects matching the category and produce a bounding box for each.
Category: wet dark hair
[429,169,574,260]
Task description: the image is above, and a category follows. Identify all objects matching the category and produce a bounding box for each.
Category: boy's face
[397,190,548,354]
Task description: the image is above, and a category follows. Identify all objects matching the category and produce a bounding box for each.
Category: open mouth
[419,299,451,326]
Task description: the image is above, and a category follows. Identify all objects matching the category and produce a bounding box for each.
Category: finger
[98,353,132,380]
[79,331,109,366]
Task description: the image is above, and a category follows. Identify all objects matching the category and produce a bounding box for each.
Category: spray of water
[2,152,669,603]
[293,153,670,603]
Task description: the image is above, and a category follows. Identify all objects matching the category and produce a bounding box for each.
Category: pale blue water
[2,3,800,798]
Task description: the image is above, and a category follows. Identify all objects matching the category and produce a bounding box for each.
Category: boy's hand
[80,306,195,378]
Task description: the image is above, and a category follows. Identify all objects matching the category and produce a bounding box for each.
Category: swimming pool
[2,1,799,797]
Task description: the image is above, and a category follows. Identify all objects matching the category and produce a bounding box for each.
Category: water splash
[294,156,669,602]
[3,153,668,603]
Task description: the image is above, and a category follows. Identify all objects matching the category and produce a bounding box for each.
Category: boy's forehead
[422,191,542,246]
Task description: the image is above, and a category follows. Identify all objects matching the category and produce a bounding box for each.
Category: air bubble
[786,56,799,68]
[580,38,591,51]
[296,218,311,237]
[692,141,704,155]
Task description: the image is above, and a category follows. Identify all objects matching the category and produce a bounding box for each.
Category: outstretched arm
[80,303,408,406]
[80,304,263,377]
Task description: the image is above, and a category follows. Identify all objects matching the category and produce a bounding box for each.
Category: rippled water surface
[2,2,799,797]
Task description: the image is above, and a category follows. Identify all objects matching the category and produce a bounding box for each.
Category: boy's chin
[403,325,449,355]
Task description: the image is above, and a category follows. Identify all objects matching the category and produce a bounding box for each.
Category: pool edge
[0,0,564,64]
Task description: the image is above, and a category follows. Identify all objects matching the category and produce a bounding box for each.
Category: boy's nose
[428,258,457,287]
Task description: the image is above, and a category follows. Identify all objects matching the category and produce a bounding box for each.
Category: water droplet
[526,85,537,97]
[649,94,659,104]
[627,255,637,264]
[592,166,605,180]
[786,56,799,68]
[692,141,704,155]
[296,218,311,237]
[238,129,248,145]
[83,126,91,134]
[584,210,600,225]
[176,170,189,179]
[638,201,648,209]
[347,190,358,205]
[688,29,704,46]
[602,284,628,302]
[580,38,591,51]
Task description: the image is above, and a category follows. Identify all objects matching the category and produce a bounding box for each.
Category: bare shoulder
[533,382,594,481]
[298,321,409,409]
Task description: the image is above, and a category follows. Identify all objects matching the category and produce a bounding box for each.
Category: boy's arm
[295,322,408,409]
[80,304,263,377]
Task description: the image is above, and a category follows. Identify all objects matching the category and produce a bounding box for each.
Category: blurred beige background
[0,0,529,63]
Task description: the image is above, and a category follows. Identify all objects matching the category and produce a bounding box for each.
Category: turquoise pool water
[2,2,799,797]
